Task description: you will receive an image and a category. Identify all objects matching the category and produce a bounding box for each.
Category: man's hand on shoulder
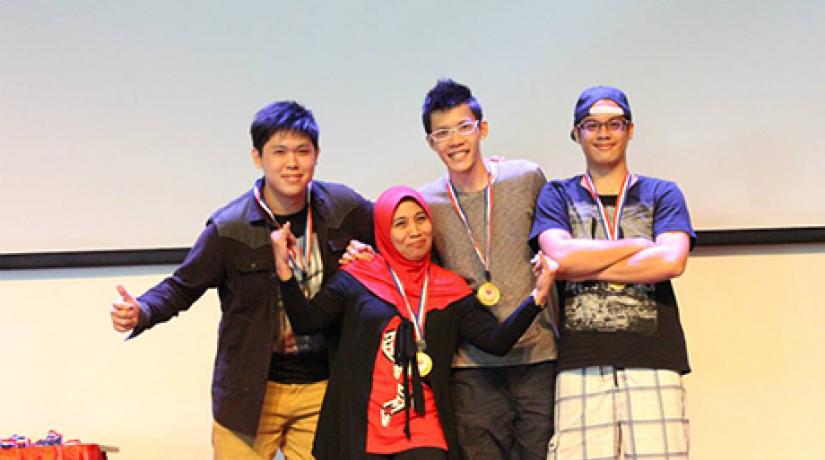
[339,239,376,265]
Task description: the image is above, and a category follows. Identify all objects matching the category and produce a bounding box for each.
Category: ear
[479,120,489,140]
[572,128,581,144]
[627,122,635,141]
[251,148,263,169]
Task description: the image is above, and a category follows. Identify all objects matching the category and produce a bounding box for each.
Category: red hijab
[342,185,471,315]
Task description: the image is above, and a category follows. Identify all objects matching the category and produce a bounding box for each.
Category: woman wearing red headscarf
[271,185,555,460]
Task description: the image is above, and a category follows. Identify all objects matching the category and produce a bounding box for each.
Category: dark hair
[421,79,483,134]
[251,101,319,153]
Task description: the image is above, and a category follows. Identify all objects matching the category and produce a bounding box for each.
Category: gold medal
[416,351,433,377]
[476,281,501,307]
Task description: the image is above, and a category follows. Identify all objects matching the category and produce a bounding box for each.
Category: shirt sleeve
[455,295,542,356]
[280,270,353,335]
[354,194,376,247]
[653,181,696,249]
[531,164,548,198]
[529,181,571,251]
[336,188,375,248]
[131,222,226,337]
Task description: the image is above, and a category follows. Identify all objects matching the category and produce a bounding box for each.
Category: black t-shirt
[529,175,695,374]
[272,206,307,238]
[268,205,329,383]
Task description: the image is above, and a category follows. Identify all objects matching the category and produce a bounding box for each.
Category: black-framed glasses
[576,118,629,135]
[428,120,480,143]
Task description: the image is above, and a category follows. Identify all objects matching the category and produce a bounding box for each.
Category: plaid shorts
[548,367,689,460]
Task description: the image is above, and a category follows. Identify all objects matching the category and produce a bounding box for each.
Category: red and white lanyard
[388,265,429,351]
[582,173,631,240]
[446,172,493,282]
[254,182,314,277]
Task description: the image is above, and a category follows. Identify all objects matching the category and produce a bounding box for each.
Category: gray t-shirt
[419,159,557,367]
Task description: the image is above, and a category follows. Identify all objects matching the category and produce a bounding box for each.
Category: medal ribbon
[254,182,314,279]
[582,173,631,240]
[388,265,429,350]
[446,172,493,281]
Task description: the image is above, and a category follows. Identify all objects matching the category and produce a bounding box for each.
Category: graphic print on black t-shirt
[529,175,695,372]
[566,196,659,336]
[564,281,657,335]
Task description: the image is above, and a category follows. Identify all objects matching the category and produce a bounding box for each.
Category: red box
[0,444,108,460]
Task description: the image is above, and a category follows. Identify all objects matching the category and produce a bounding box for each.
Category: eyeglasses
[428,120,480,143]
[576,118,629,135]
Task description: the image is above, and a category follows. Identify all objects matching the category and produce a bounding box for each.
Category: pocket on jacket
[232,255,275,312]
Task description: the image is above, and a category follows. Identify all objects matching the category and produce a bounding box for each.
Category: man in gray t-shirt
[417,79,557,460]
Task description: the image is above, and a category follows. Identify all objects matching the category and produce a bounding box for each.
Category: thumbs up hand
[111,284,141,332]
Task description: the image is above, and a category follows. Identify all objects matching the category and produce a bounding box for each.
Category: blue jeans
[450,361,556,460]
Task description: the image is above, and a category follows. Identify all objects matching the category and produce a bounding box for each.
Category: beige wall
[1,266,218,459]
[1,244,823,459]
[677,244,825,459]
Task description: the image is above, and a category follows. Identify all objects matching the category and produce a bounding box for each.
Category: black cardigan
[281,270,543,460]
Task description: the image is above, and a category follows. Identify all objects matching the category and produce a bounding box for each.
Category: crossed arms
[537,228,690,284]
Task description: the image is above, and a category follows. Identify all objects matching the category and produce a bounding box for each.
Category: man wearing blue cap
[529,86,694,459]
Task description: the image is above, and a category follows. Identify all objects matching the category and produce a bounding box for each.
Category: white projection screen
[1,1,823,254]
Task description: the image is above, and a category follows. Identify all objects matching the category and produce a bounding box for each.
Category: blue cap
[571,86,632,140]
